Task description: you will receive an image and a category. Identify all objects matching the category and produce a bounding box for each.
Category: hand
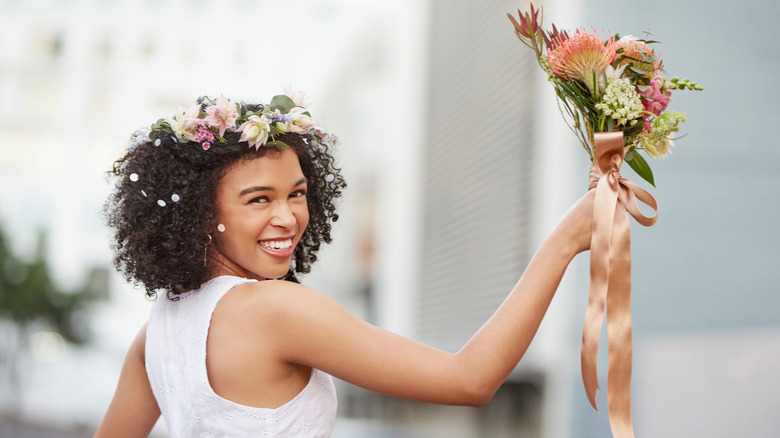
[553,190,595,255]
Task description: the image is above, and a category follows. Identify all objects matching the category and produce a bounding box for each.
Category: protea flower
[547,30,617,94]
[615,35,662,80]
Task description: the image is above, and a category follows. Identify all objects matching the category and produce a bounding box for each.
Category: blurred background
[0,0,778,437]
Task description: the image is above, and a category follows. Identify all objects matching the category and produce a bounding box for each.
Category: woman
[95,93,593,437]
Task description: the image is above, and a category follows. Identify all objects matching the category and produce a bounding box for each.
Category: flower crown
[143,92,319,151]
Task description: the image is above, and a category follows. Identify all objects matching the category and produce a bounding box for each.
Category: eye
[248,195,270,204]
[290,189,307,199]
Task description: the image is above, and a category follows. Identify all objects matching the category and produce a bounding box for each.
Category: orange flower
[547,30,617,93]
[615,35,662,79]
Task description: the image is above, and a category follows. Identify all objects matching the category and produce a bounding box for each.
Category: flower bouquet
[508,4,701,186]
[507,5,701,438]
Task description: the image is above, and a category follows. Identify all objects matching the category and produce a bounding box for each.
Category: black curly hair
[104,99,346,299]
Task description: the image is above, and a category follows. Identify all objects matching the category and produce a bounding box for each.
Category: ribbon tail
[619,179,658,227]
[606,201,636,438]
[581,176,618,410]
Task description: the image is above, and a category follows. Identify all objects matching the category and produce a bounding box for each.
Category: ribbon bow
[582,132,658,438]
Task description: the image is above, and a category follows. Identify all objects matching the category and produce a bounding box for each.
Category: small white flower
[595,78,643,126]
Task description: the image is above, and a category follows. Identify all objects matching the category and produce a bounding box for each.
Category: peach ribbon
[582,132,658,438]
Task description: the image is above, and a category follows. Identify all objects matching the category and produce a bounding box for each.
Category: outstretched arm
[237,191,593,406]
[94,324,160,437]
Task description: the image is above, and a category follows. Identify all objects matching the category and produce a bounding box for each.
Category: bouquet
[508,5,701,438]
[508,4,701,186]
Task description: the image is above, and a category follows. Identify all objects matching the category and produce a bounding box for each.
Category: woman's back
[145,275,338,437]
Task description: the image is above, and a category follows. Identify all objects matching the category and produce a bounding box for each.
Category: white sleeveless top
[145,275,338,437]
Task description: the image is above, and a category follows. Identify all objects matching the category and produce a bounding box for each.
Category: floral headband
[138,91,319,151]
[117,91,320,209]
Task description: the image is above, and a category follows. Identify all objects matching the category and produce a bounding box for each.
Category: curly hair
[105,102,346,299]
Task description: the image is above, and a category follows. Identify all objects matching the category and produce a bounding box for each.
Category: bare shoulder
[216,280,334,327]
[226,279,321,305]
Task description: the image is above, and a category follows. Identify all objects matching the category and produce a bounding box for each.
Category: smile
[259,238,294,252]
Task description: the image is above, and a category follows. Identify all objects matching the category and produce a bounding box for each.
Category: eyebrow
[239,178,307,196]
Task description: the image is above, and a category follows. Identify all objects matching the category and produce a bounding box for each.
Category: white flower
[237,115,271,149]
[167,104,201,142]
[286,107,315,134]
[597,64,628,93]
[595,78,644,126]
[641,132,675,158]
[638,111,686,158]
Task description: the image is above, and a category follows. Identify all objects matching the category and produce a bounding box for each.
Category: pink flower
[237,114,271,149]
[195,120,216,150]
[204,95,239,137]
[284,86,312,108]
[547,29,617,93]
[167,104,201,142]
[640,76,671,132]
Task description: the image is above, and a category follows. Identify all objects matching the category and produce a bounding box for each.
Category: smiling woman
[95,92,595,438]
[212,149,311,281]
[103,95,345,298]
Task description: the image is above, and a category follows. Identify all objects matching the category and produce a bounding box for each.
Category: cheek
[297,205,310,233]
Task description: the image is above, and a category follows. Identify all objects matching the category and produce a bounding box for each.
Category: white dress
[145,275,338,437]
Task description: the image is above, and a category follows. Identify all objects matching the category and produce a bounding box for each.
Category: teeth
[260,239,292,251]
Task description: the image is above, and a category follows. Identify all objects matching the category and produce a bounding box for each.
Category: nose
[270,200,296,228]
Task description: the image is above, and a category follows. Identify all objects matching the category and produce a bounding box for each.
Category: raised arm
[94,324,160,437]
[234,191,594,406]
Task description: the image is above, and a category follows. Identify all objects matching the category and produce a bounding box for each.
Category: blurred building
[1,0,779,437]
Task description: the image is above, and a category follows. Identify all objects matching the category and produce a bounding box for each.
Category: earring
[204,235,212,267]
[217,224,226,232]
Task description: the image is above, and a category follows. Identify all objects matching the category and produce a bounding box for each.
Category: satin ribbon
[582,132,658,438]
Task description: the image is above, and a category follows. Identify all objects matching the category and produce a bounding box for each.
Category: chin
[262,266,293,281]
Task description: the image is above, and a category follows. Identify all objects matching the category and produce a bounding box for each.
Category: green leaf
[268,94,296,113]
[268,124,283,136]
[265,140,289,150]
[627,65,649,75]
[625,151,655,187]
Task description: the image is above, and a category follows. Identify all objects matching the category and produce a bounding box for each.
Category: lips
[258,238,295,257]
